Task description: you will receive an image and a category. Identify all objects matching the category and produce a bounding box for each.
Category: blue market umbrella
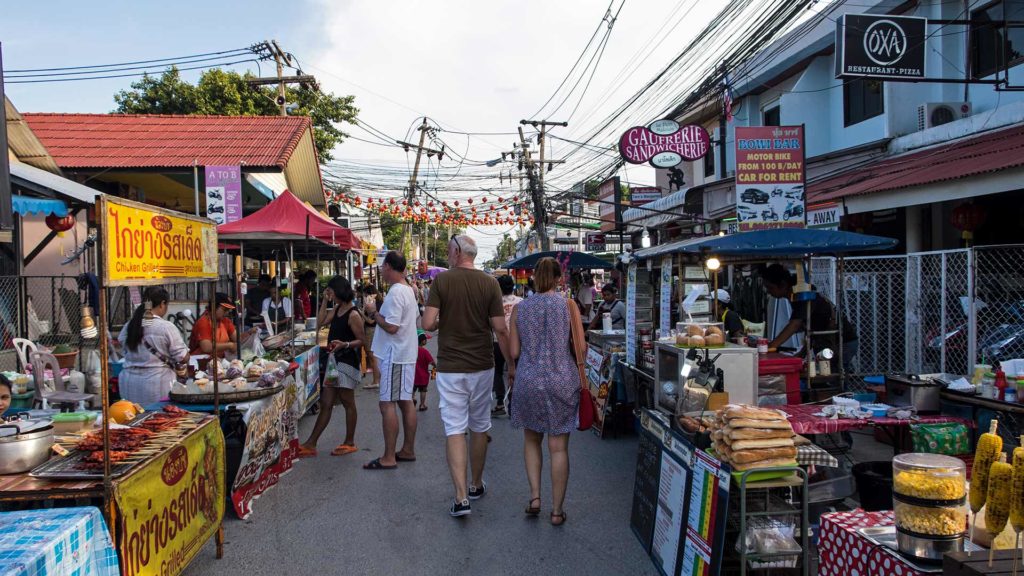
[502,250,614,270]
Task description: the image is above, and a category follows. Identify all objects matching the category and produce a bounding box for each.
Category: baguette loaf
[725,426,793,441]
[729,446,797,464]
[792,434,811,446]
[731,457,798,471]
[726,418,793,430]
[723,405,787,422]
[729,437,795,451]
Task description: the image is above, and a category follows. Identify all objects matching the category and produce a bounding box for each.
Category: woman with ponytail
[117,287,189,404]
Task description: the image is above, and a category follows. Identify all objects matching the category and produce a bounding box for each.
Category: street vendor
[705,289,746,341]
[262,281,293,334]
[762,264,858,370]
[118,287,189,405]
[295,270,316,321]
[588,283,626,330]
[189,292,239,358]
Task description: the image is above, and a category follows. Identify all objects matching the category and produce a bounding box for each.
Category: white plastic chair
[31,351,91,411]
[12,338,37,372]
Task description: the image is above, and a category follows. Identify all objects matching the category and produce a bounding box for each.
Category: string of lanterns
[327,190,535,227]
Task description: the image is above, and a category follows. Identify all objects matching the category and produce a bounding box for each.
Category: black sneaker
[491,405,506,416]
[450,499,471,517]
[469,481,487,500]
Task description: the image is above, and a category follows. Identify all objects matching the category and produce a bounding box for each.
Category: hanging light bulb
[641,228,651,249]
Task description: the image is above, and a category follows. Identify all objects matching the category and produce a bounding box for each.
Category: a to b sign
[835,14,926,80]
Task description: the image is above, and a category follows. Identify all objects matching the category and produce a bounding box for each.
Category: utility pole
[248,40,320,116]
[518,120,567,252]
[397,118,444,255]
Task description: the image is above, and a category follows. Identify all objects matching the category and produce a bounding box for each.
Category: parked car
[740,188,770,204]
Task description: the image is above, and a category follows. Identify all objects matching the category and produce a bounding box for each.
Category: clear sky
[1,0,727,260]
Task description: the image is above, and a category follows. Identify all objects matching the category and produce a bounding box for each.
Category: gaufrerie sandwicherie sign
[835,13,926,80]
[100,195,219,286]
[619,119,710,169]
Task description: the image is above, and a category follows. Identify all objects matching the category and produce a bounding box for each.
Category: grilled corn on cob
[971,419,1003,513]
[1011,436,1024,533]
[986,453,1013,536]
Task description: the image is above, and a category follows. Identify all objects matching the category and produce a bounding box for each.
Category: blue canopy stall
[503,250,614,270]
[632,228,900,396]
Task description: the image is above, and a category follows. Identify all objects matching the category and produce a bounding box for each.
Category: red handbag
[566,298,596,431]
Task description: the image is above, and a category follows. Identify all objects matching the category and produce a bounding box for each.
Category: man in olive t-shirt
[422,234,514,517]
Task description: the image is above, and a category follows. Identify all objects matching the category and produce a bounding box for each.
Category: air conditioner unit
[918,102,972,131]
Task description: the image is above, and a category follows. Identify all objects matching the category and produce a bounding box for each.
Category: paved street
[185,336,657,576]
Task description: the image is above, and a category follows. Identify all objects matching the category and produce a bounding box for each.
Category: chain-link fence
[973,246,1024,368]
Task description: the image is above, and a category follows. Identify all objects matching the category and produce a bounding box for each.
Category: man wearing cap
[588,283,627,331]
[189,292,238,357]
[706,288,745,340]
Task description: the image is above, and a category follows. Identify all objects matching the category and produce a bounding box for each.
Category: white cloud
[303,0,726,260]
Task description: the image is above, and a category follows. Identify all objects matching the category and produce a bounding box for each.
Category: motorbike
[761,206,779,221]
[783,201,804,220]
[926,299,1024,364]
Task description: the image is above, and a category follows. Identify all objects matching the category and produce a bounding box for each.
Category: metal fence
[807,246,1024,390]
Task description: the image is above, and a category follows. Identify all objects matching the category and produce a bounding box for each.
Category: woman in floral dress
[509,257,579,526]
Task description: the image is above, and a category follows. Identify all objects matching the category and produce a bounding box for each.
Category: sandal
[362,458,397,470]
[525,497,541,517]
[330,444,358,456]
[395,454,416,462]
[418,405,428,412]
[296,446,318,458]
[550,510,567,527]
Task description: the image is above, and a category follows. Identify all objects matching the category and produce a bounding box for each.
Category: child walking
[414,330,435,411]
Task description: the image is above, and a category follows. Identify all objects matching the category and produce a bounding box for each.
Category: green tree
[376,213,459,268]
[485,233,517,269]
[113,67,358,162]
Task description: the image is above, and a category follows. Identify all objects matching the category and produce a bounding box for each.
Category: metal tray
[857,525,982,574]
[169,385,282,405]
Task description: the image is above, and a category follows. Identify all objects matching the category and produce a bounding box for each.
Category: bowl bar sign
[619,119,710,168]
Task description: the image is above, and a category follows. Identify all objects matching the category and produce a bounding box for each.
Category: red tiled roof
[807,123,1024,203]
[21,113,313,169]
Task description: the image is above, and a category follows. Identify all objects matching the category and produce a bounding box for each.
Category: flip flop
[296,446,318,458]
[418,405,428,412]
[363,458,397,470]
[396,454,416,462]
[331,444,358,456]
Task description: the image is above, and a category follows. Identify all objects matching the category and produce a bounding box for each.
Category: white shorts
[436,369,494,436]
[377,355,415,402]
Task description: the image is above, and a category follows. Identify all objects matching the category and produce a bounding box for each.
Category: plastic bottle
[995,368,1009,401]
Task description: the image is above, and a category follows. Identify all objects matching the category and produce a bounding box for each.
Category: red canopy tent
[217,189,360,250]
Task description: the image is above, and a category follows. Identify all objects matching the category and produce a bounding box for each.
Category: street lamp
[641,228,651,248]
[706,257,721,271]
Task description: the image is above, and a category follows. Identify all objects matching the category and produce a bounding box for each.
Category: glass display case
[654,341,759,414]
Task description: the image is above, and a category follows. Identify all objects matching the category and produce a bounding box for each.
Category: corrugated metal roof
[5,98,60,174]
[10,161,98,205]
[21,113,312,169]
[808,123,1024,203]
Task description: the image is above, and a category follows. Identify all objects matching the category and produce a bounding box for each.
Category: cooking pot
[0,417,54,474]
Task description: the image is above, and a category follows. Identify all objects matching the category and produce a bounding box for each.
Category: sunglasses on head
[451,235,462,252]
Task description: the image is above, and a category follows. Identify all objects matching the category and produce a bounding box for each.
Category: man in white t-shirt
[363,251,420,470]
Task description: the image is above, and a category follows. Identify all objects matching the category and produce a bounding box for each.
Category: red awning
[217,190,360,250]
[807,124,1024,204]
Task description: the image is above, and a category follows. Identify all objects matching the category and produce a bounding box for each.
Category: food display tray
[169,385,282,405]
[30,411,208,480]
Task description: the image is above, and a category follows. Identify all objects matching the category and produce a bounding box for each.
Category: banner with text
[101,196,219,286]
[205,165,243,224]
[231,381,300,519]
[115,419,225,576]
[734,126,806,231]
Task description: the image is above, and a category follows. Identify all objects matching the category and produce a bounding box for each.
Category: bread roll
[723,405,787,422]
[687,324,705,337]
[729,446,798,464]
[729,437,795,451]
[705,333,724,346]
[731,457,798,471]
[675,334,689,346]
[725,426,794,441]
[706,325,724,337]
[689,335,705,347]
[792,434,811,446]
[726,418,793,430]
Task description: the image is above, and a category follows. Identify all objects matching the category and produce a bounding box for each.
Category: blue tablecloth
[0,507,119,576]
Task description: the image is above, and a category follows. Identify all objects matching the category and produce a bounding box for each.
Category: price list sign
[681,450,730,576]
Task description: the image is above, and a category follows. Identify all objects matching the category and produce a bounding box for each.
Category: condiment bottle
[995,369,1009,401]
[1006,385,1018,403]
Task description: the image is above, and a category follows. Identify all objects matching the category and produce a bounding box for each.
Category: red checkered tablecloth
[773,404,973,435]
[818,510,925,576]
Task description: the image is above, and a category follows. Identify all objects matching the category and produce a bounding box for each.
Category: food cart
[0,196,228,576]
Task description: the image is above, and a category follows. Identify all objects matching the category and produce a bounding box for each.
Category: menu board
[660,256,673,336]
[681,450,730,576]
[651,450,689,575]
[631,422,662,553]
[626,262,638,364]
